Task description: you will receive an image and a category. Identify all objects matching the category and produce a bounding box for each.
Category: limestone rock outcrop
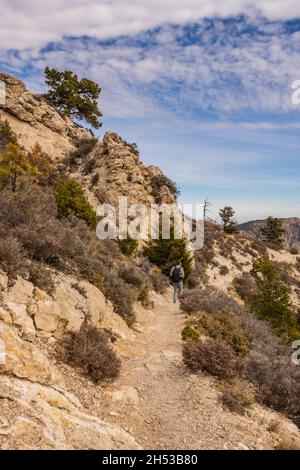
[0,268,138,449]
[74,131,176,208]
[0,272,134,341]
[0,73,91,158]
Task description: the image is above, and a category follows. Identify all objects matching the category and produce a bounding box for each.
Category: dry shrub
[183,338,237,380]
[180,286,243,315]
[220,379,255,415]
[149,269,169,294]
[219,265,229,275]
[64,323,121,383]
[241,347,300,418]
[0,233,26,279]
[194,311,251,356]
[28,262,55,295]
[188,271,201,288]
[233,272,257,300]
[101,270,137,326]
[119,264,145,287]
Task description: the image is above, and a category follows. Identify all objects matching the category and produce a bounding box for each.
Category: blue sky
[1,1,300,222]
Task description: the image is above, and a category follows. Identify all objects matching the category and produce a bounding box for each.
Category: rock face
[73,131,176,208]
[0,73,91,158]
[0,272,134,341]
[239,217,300,252]
[0,333,139,450]
[0,269,137,449]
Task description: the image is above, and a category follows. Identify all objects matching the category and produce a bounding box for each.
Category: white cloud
[1,1,300,50]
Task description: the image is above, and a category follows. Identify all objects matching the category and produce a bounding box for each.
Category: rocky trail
[99,290,283,450]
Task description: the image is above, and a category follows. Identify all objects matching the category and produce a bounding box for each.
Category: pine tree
[43,67,102,129]
[144,227,193,283]
[260,216,284,249]
[249,257,299,340]
[219,206,238,234]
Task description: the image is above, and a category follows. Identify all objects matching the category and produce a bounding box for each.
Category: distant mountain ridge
[239,217,300,252]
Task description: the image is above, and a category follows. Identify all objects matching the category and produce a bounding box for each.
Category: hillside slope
[0,73,300,450]
[240,218,300,253]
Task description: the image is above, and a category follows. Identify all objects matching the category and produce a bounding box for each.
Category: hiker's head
[175,261,182,267]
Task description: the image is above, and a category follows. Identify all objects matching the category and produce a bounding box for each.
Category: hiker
[170,262,184,303]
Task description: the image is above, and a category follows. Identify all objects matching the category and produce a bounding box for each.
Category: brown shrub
[241,347,300,418]
[220,390,245,414]
[219,379,254,415]
[149,269,169,294]
[180,286,243,315]
[0,232,26,279]
[64,323,121,383]
[28,262,55,295]
[119,264,145,287]
[219,265,229,275]
[183,338,237,380]
[233,272,257,300]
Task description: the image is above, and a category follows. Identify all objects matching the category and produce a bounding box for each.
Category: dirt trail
[100,290,279,450]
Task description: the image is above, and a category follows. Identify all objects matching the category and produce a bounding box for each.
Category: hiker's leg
[173,283,178,303]
[178,280,184,296]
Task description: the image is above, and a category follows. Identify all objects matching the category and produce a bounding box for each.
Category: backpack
[171,267,183,283]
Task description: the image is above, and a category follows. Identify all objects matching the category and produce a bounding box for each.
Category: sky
[1,1,300,222]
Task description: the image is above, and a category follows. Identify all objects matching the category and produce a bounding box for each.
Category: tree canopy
[219,206,238,234]
[260,216,284,249]
[43,67,102,129]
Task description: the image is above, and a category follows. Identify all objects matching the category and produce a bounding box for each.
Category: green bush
[54,178,97,229]
[0,119,17,149]
[117,235,138,256]
[193,311,251,356]
[181,325,199,341]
